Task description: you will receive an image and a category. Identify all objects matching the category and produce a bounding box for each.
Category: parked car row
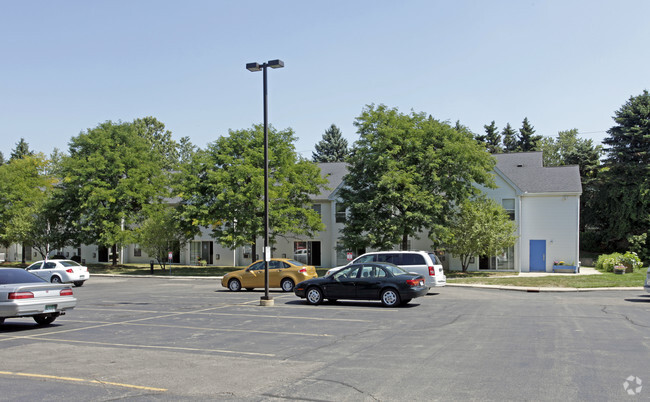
[222,251,447,307]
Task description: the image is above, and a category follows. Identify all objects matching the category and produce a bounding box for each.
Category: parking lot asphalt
[1,276,649,401]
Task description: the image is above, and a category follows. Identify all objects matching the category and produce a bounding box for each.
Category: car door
[41,261,57,281]
[355,264,385,299]
[240,261,266,288]
[26,262,46,280]
[268,260,287,287]
[323,265,361,299]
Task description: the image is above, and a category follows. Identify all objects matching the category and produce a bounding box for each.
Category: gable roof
[492,152,582,194]
[314,162,348,200]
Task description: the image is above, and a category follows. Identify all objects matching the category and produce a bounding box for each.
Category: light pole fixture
[246,59,284,306]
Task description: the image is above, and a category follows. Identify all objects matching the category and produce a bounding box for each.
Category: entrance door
[201,241,213,265]
[529,240,546,272]
[308,241,321,266]
[98,246,109,263]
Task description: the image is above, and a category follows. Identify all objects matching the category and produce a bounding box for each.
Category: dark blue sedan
[294,262,428,307]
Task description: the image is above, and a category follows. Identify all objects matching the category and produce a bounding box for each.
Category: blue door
[529,240,546,272]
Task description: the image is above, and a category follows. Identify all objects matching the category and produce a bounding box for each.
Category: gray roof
[493,152,582,194]
[314,162,348,200]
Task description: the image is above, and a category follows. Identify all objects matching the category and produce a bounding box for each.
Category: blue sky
[2,0,649,160]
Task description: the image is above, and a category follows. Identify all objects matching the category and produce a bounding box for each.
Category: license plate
[44,305,56,313]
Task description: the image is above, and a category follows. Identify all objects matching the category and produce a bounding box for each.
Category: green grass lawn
[448,269,646,288]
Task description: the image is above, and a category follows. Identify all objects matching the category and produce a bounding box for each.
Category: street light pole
[246,59,284,306]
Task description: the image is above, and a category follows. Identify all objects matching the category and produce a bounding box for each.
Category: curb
[89,274,645,293]
[446,283,645,292]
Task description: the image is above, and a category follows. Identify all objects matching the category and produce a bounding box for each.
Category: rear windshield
[0,269,48,285]
[428,253,442,265]
[59,260,80,267]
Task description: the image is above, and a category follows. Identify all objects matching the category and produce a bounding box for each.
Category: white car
[25,260,90,287]
[326,251,446,288]
[0,268,77,325]
[645,267,650,293]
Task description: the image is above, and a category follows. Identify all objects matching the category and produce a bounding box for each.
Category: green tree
[445,196,517,272]
[58,121,168,265]
[502,123,518,152]
[483,121,502,153]
[517,117,542,152]
[0,155,53,262]
[0,151,5,165]
[179,124,327,263]
[10,138,35,161]
[587,90,650,254]
[133,117,179,170]
[137,205,194,270]
[340,105,496,251]
[312,124,349,162]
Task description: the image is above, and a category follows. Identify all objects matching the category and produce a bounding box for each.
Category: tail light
[60,288,74,296]
[9,291,34,299]
[299,268,307,273]
[406,278,423,286]
[66,269,74,273]
[428,266,435,276]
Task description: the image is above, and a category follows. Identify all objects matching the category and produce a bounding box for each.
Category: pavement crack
[601,305,650,328]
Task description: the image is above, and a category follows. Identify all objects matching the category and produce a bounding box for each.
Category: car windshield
[0,269,48,285]
[59,260,80,267]
[286,259,305,266]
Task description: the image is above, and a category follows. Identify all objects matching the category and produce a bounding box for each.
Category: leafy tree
[312,124,349,162]
[445,196,517,272]
[483,121,502,153]
[0,155,53,262]
[0,151,5,165]
[10,138,35,161]
[517,117,542,152]
[133,117,179,170]
[177,136,196,165]
[58,121,168,265]
[586,90,650,254]
[179,124,327,263]
[502,123,518,152]
[340,104,496,252]
[137,205,193,270]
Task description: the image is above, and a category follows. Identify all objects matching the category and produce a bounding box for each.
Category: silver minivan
[327,251,446,288]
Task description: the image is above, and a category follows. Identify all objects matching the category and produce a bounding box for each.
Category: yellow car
[222,258,318,292]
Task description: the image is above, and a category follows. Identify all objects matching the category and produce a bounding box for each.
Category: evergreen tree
[312,124,349,162]
[502,123,518,152]
[588,90,650,257]
[517,117,542,152]
[483,121,502,153]
[10,138,34,160]
[0,151,4,165]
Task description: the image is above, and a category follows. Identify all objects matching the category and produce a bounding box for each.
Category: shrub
[595,251,643,272]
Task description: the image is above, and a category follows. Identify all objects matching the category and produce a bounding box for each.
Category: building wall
[519,194,580,272]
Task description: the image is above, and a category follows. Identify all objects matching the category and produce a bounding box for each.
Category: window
[311,204,321,216]
[134,244,142,257]
[502,199,515,220]
[335,203,346,223]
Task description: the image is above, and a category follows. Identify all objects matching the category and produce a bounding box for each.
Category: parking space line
[55,319,334,337]
[75,307,373,322]
[0,370,167,392]
[2,337,276,357]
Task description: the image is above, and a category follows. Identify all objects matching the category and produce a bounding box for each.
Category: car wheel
[50,276,62,284]
[280,278,294,292]
[228,279,242,292]
[74,281,84,287]
[306,287,323,305]
[380,288,401,307]
[401,298,412,306]
[33,313,58,325]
